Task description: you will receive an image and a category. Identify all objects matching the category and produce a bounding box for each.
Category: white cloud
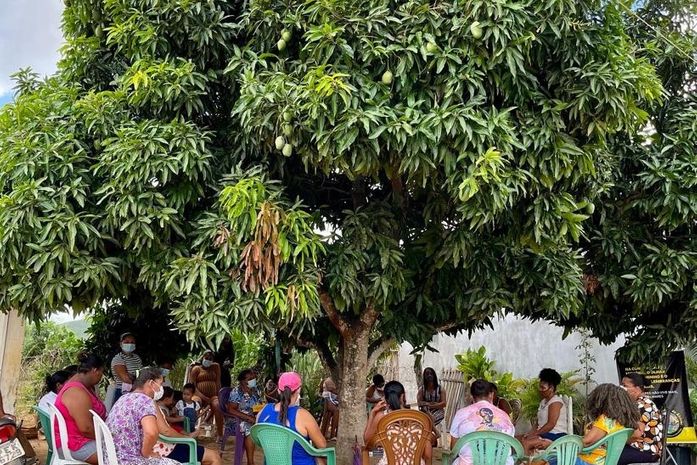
[0,0,64,95]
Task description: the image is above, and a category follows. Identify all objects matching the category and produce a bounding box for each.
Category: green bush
[17,322,84,417]
[289,351,327,420]
[455,346,585,433]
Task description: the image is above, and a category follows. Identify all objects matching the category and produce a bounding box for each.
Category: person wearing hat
[111,332,143,404]
[257,372,327,465]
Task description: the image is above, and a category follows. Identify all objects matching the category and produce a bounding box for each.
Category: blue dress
[257,403,315,465]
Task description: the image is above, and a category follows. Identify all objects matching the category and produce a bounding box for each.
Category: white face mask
[121,343,136,353]
[160,368,170,377]
[247,379,257,389]
[153,382,164,401]
[202,359,213,368]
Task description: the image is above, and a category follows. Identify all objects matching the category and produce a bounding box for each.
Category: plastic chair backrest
[544,435,584,465]
[250,423,336,465]
[90,410,118,465]
[35,406,53,465]
[582,428,633,465]
[370,410,433,465]
[450,430,524,465]
[218,387,234,416]
[49,403,78,461]
[561,395,574,433]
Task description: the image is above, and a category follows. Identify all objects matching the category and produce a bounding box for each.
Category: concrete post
[0,310,26,414]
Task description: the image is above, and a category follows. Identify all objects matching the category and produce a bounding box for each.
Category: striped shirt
[110,352,143,388]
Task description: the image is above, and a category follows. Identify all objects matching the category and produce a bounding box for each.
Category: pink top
[55,380,107,451]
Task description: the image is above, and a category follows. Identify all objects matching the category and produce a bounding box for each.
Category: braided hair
[587,383,640,428]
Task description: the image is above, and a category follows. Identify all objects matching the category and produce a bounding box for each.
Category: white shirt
[38,392,57,412]
[537,395,568,434]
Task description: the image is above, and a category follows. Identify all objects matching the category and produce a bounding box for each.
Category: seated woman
[257,372,327,465]
[521,368,568,452]
[417,368,447,446]
[153,386,222,465]
[365,374,385,411]
[618,374,662,465]
[491,383,513,417]
[54,354,107,465]
[107,367,180,465]
[576,383,640,465]
[228,369,261,465]
[364,381,431,465]
[39,370,72,412]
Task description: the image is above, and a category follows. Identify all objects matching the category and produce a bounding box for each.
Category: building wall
[0,310,25,414]
[396,314,625,404]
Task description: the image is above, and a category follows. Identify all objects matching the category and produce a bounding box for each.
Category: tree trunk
[335,323,371,465]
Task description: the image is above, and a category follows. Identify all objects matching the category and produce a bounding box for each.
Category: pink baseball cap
[278,372,302,392]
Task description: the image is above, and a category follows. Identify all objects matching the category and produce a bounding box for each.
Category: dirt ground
[27,433,447,465]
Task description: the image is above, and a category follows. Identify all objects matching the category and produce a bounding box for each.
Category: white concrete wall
[396,315,625,404]
[0,310,25,414]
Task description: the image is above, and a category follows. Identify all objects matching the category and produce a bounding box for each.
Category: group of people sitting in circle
[444,368,662,465]
[35,332,330,465]
[34,335,665,465]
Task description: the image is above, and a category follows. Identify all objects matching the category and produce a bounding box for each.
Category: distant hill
[60,319,88,339]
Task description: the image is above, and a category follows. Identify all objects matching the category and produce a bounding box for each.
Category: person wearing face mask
[152,386,223,465]
[189,350,223,438]
[107,367,180,465]
[54,353,107,465]
[111,332,143,404]
[158,358,174,388]
[257,372,327,465]
[520,368,568,453]
[365,374,385,412]
[227,369,261,465]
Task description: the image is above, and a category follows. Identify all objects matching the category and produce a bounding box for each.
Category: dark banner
[617,350,697,444]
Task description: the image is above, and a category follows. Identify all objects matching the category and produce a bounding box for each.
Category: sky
[0,0,64,104]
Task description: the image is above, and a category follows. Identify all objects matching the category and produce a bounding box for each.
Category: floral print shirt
[106,392,179,465]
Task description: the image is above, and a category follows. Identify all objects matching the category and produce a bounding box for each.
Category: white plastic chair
[561,395,574,434]
[90,410,118,465]
[48,403,90,465]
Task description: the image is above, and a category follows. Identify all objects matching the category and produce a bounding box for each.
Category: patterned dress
[631,396,662,456]
[228,386,260,436]
[106,392,179,465]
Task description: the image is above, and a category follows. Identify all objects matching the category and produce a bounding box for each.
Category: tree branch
[320,290,349,337]
[367,336,396,368]
[296,335,338,372]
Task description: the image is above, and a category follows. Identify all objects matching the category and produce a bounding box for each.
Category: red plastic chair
[218,387,244,465]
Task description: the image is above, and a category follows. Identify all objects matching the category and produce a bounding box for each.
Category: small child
[321,378,339,406]
[175,383,202,430]
[157,387,185,432]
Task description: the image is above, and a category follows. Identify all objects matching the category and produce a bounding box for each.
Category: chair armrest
[158,435,197,464]
[581,436,607,454]
[295,440,336,465]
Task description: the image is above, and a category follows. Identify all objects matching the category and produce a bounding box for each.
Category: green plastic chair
[250,423,336,465]
[534,434,584,465]
[158,435,199,465]
[443,431,525,465]
[34,406,54,465]
[581,428,633,465]
[183,416,192,433]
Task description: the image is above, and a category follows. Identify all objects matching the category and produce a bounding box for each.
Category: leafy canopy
[0,0,694,366]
